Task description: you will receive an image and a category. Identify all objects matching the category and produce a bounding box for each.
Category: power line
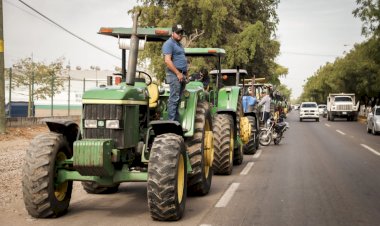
[5,0,44,22]
[17,0,121,60]
[281,51,339,57]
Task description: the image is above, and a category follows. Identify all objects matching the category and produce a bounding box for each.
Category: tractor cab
[209,68,249,87]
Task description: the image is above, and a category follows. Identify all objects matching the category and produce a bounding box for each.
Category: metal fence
[5,69,113,118]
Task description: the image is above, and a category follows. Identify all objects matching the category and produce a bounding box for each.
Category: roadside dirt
[0,125,49,208]
[0,125,91,224]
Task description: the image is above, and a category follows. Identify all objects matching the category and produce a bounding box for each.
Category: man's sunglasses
[175,31,185,35]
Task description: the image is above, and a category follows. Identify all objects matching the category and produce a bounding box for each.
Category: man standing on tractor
[162,24,188,121]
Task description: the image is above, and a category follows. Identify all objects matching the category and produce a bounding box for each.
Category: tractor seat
[147,83,159,108]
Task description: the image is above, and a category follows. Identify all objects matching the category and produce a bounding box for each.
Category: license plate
[342,112,347,115]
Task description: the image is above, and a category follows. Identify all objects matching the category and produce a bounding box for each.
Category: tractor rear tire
[147,133,187,221]
[213,114,234,175]
[81,182,120,194]
[243,116,257,155]
[186,101,213,196]
[233,92,244,165]
[22,132,73,218]
[232,114,243,165]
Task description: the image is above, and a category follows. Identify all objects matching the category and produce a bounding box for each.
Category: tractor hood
[82,83,147,105]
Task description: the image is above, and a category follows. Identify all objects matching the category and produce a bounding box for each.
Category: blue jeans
[166,71,186,121]
[263,111,270,126]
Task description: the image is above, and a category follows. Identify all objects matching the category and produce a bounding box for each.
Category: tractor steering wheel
[137,71,152,86]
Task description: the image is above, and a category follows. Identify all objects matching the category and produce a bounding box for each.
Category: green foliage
[353,0,380,37]
[275,84,292,101]
[134,0,286,84]
[10,57,66,100]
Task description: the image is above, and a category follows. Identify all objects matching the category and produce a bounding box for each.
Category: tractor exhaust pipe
[126,10,141,85]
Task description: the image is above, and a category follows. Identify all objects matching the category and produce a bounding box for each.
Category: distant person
[162,24,187,121]
[258,89,271,124]
[190,68,210,90]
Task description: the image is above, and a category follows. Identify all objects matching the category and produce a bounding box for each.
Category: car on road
[318,104,327,114]
[299,102,319,122]
[322,107,327,118]
[367,105,380,135]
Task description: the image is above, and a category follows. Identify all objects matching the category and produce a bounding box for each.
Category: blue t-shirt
[162,38,187,72]
[242,96,257,112]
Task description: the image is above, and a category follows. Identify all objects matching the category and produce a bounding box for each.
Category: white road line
[253,149,262,159]
[336,130,346,135]
[215,183,240,208]
[361,144,380,156]
[240,162,254,175]
[325,123,331,127]
[199,224,212,226]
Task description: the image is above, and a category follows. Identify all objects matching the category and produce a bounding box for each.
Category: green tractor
[239,77,262,154]
[208,68,252,174]
[185,47,252,175]
[22,12,214,221]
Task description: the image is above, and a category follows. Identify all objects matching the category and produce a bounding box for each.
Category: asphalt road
[3,111,380,226]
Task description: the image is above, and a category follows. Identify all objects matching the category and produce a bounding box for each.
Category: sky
[4,0,366,99]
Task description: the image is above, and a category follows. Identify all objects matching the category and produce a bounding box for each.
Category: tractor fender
[43,119,81,154]
[150,120,184,137]
[216,86,241,112]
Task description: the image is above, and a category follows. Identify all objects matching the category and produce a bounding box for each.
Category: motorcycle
[259,114,289,146]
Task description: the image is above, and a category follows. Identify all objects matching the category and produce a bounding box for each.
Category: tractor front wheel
[147,133,187,221]
[22,132,73,218]
[213,114,234,175]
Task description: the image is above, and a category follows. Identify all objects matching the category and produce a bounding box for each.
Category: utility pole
[0,0,5,134]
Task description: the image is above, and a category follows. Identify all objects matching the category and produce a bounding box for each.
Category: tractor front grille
[83,104,125,148]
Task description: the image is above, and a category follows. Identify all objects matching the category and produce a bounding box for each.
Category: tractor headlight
[106,120,122,129]
[84,119,97,128]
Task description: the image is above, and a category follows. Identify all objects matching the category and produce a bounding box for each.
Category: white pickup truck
[327,93,359,121]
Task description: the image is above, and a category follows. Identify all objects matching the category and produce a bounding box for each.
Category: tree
[9,57,66,116]
[133,0,286,83]
[353,0,380,37]
[275,84,292,102]
[300,40,380,103]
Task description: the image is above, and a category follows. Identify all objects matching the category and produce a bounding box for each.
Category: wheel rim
[203,119,213,178]
[239,117,251,144]
[55,151,68,201]
[177,154,185,203]
[260,130,271,145]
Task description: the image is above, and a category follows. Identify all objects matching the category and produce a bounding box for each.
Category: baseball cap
[172,24,185,34]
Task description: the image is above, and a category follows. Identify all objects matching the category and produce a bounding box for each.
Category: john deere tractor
[239,76,261,154]
[184,47,252,175]
[22,11,213,221]
[207,68,252,175]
